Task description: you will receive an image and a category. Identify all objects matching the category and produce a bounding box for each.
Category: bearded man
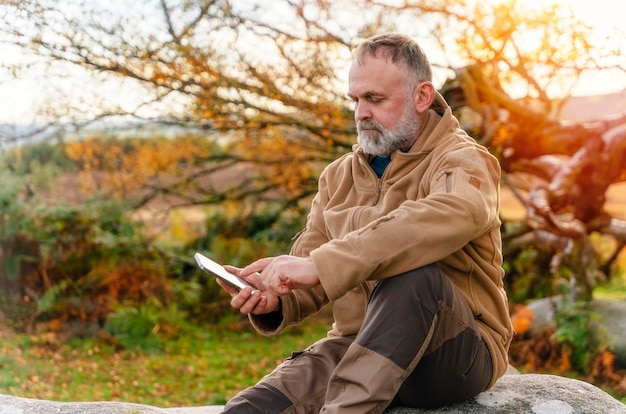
[217,32,513,413]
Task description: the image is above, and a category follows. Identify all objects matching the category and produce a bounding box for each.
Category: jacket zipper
[358,149,388,207]
[372,156,390,206]
[352,171,383,230]
[372,178,383,205]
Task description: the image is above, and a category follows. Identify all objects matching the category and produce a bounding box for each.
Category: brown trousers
[222,264,492,413]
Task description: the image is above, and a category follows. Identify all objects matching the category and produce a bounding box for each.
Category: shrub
[553,300,611,374]
[0,189,173,335]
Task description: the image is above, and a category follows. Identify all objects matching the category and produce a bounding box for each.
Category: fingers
[241,257,274,276]
[243,256,286,295]
[272,274,291,296]
[215,278,239,297]
[231,287,263,314]
[217,261,281,315]
[223,264,241,274]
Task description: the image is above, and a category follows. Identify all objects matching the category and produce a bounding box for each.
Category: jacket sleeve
[311,144,501,301]
[249,171,332,335]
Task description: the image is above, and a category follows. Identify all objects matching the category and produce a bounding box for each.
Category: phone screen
[194,252,257,291]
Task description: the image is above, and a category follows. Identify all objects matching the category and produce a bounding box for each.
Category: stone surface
[0,373,624,413]
[0,393,224,414]
[386,374,626,413]
[166,408,224,414]
[591,298,626,366]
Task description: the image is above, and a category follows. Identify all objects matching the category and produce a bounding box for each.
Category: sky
[535,0,625,96]
[0,0,624,125]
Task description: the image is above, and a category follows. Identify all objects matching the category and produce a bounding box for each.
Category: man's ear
[413,81,435,113]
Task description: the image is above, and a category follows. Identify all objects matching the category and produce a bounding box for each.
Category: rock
[0,394,224,414]
[385,374,626,413]
[525,295,561,333]
[0,373,624,413]
[591,299,626,366]
[167,408,223,413]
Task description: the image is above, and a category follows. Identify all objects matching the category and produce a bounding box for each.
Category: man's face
[348,53,422,156]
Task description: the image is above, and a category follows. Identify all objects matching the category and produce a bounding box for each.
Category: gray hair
[353,33,433,87]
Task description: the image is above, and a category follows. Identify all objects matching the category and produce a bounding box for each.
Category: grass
[2,304,626,408]
[0,315,331,408]
[594,270,626,301]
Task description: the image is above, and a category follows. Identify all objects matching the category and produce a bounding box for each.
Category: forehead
[348,53,407,96]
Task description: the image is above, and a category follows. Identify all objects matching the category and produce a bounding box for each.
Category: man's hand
[217,266,280,315]
[240,255,320,296]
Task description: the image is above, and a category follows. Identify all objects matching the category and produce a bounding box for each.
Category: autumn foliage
[64,136,212,199]
[510,304,626,394]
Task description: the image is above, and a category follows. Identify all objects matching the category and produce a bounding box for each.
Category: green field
[0,316,331,408]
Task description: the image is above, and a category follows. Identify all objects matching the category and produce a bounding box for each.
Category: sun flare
[490,0,626,96]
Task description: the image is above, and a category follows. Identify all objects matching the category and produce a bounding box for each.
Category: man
[217,32,513,413]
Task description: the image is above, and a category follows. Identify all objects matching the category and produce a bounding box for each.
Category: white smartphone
[194,252,257,291]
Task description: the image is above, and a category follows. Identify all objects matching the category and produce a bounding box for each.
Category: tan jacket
[251,92,514,387]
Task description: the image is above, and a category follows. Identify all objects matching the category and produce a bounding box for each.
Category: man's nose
[354,102,372,122]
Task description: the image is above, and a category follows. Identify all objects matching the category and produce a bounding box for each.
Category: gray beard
[357,114,421,156]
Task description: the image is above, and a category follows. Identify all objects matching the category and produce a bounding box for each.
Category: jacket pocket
[357,214,395,235]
